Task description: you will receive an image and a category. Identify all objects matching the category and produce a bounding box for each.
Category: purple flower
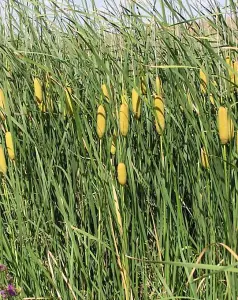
[0,265,7,272]
[6,284,17,297]
[0,290,7,299]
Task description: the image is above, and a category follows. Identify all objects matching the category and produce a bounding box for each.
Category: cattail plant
[96,105,106,139]
[132,88,141,119]
[154,94,165,135]
[34,78,43,103]
[201,147,209,169]
[0,88,6,121]
[200,68,207,94]
[101,84,110,102]
[5,132,15,160]
[0,145,7,175]
[233,60,238,92]
[228,115,234,141]
[119,103,129,137]
[117,162,127,186]
[218,107,229,145]
[156,76,162,96]
[226,56,235,86]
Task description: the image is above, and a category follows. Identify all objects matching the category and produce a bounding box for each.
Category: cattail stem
[160,136,164,169]
[222,145,228,198]
[120,184,130,300]
[98,138,103,297]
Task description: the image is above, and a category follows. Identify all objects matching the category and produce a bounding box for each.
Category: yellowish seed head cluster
[34,78,43,104]
[217,107,234,145]
[218,107,229,145]
[119,103,129,137]
[96,105,106,139]
[154,95,165,135]
[5,132,15,161]
[117,162,127,186]
[234,61,238,91]
[132,88,141,119]
[156,76,162,96]
[0,145,7,175]
[226,56,235,85]
[101,84,110,102]
[200,69,207,94]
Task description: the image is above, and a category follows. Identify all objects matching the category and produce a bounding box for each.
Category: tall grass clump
[0,0,238,299]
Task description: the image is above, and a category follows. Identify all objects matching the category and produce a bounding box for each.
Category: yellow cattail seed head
[140,77,147,95]
[228,116,234,141]
[218,107,229,145]
[156,76,162,96]
[132,88,141,119]
[233,61,238,91]
[201,147,209,169]
[200,69,207,94]
[0,88,6,121]
[34,78,43,103]
[154,95,165,135]
[119,103,129,136]
[117,162,127,186]
[101,84,110,102]
[96,105,106,139]
[5,132,15,160]
[226,56,235,84]
[0,145,7,175]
